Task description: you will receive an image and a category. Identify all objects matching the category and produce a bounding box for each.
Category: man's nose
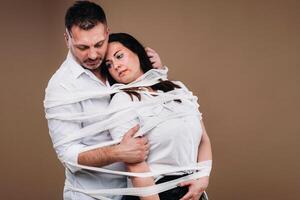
[88,48,98,60]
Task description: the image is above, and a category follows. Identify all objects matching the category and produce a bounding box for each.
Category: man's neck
[91,68,106,84]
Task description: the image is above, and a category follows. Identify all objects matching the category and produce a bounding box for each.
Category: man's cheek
[77,52,87,61]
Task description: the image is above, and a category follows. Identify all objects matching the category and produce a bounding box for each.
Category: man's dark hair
[101,33,181,101]
[65,1,107,32]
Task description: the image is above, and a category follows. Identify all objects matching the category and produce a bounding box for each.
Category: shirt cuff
[62,143,86,173]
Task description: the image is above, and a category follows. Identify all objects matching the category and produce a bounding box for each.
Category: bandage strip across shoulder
[44,69,212,199]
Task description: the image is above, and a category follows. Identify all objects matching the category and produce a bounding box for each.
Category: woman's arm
[179,120,212,200]
[197,120,213,162]
[126,162,160,200]
[109,92,160,200]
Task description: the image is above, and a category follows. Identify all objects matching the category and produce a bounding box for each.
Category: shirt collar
[110,68,168,90]
[66,51,108,86]
[66,51,86,79]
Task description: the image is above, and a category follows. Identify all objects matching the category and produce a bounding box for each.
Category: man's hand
[116,125,150,164]
[145,47,163,69]
[179,176,209,200]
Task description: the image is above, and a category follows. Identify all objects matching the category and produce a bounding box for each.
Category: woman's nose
[113,61,121,70]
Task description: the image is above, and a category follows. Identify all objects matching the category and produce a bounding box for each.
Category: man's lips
[85,59,101,66]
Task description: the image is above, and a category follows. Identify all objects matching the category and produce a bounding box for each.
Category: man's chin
[83,63,101,70]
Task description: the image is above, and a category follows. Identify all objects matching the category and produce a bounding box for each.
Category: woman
[101,33,212,200]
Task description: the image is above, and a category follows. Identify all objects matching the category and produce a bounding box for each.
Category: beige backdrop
[0,0,299,199]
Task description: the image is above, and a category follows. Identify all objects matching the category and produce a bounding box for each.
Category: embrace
[44,1,212,200]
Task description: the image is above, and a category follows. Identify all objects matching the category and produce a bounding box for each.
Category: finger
[145,143,150,151]
[124,125,139,139]
[145,47,156,53]
[152,63,161,69]
[140,136,149,145]
[179,180,193,187]
[151,61,161,68]
[146,48,158,60]
[149,56,158,63]
[144,150,149,159]
[179,192,193,200]
[147,51,157,58]
[131,124,139,133]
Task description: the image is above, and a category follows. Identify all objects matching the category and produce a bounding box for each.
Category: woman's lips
[119,69,128,77]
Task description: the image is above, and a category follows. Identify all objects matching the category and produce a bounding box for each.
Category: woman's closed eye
[116,53,124,60]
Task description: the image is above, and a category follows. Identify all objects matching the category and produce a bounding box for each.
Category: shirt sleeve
[108,92,140,141]
[173,81,202,118]
[45,86,86,173]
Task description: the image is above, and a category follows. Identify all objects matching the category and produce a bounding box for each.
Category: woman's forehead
[107,42,129,55]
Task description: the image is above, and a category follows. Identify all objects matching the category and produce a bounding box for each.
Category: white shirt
[44,52,126,200]
[108,84,203,178]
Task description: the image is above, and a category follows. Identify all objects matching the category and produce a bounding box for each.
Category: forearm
[127,162,160,200]
[78,144,121,167]
[78,134,149,167]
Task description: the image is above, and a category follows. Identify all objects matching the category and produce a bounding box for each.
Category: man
[44,1,162,199]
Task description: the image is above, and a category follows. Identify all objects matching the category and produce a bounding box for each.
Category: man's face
[66,23,109,70]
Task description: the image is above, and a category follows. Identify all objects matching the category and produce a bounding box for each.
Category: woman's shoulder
[168,80,199,105]
[169,80,190,92]
[109,91,140,107]
[111,91,133,102]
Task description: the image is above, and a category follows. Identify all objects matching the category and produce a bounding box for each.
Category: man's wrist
[109,143,124,163]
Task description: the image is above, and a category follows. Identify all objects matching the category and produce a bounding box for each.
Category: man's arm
[78,125,150,167]
[78,129,159,199]
[46,98,149,172]
[46,102,87,172]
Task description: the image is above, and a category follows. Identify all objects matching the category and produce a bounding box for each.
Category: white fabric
[45,52,126,200]
[44,52,211,200]
[108,87,202,177]
[66,163,211,198]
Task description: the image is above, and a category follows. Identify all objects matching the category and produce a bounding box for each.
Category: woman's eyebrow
[113,50,121,57]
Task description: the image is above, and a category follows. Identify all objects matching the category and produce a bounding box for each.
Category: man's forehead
[70,24,108,45]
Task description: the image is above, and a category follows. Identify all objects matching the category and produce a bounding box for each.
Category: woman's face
[105,42,143,84]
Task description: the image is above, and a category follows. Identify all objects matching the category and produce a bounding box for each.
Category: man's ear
[64,32,69,48]
[105,26,110,38]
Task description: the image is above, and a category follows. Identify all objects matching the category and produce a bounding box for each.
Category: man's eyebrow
[113,50,121,57]
[94,40,104,46]
[74,44,88,48]
[74,40,105,48]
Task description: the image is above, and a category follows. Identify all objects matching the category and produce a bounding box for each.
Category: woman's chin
[119,77,132,84]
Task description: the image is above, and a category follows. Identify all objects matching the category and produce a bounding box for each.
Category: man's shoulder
[44,62,77,99]
[47,57,79,86]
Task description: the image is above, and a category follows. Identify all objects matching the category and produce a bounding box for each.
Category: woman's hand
[179,176,209,200]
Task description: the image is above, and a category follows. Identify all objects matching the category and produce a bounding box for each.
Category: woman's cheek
[109,69,116,77]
